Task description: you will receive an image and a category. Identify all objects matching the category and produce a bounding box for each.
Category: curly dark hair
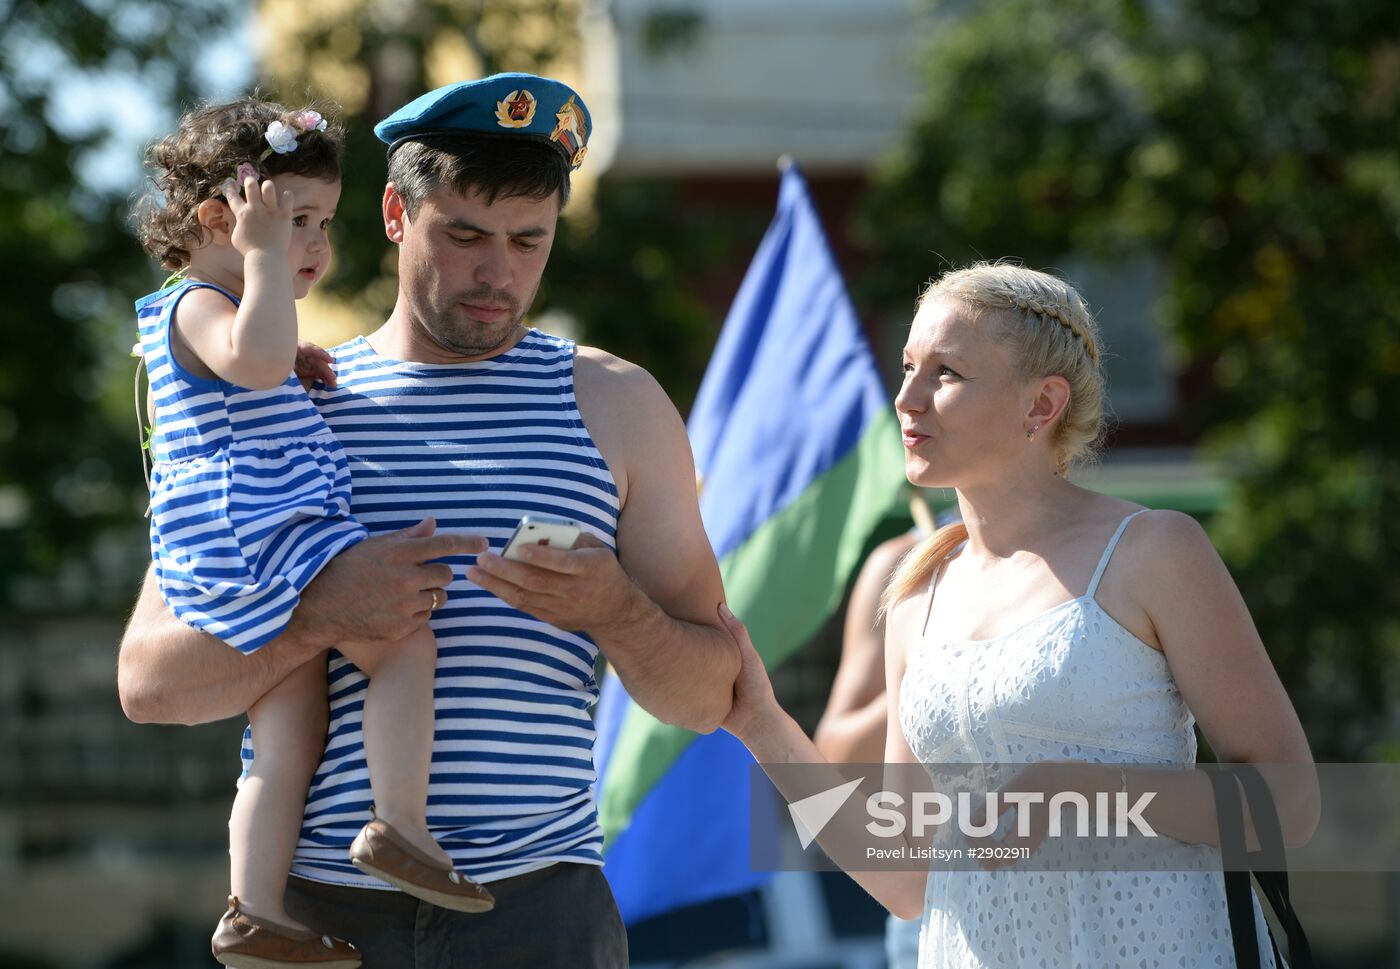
[134,96,345,270]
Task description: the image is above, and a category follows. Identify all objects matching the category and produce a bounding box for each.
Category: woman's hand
[716,603,781,748]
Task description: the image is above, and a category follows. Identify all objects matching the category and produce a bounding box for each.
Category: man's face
[390,184,560,357]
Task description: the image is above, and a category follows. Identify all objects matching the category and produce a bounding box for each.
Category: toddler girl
[133,97,493,968]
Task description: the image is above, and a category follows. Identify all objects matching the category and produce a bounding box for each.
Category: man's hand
[466,532,639,633]
[117,518,487,726]
[295,518,487,648]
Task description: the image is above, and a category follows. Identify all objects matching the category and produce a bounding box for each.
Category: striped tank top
[267,330,621,886]
[135,281,367,652]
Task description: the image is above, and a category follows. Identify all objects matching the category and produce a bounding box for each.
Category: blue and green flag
[595,162,908,925]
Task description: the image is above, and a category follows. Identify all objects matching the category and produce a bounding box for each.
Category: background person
[814,526,922,969]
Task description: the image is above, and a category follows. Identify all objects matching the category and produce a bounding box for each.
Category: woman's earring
[1026,425,1039,441]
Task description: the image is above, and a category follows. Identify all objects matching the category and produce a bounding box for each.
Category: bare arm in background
[814,531,921,764]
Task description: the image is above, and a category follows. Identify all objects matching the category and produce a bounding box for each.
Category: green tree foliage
[546,180,760,411]
[860,0,1400,757]
[0,0,240,604]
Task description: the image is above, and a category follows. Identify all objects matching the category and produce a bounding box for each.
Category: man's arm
[118,519,483,725]
[468,348,739,733]
[118,565,318,724]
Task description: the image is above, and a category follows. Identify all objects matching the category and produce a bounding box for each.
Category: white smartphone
[502,514,583,561]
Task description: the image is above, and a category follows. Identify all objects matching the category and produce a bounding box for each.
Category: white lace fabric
[898,510,1278,968]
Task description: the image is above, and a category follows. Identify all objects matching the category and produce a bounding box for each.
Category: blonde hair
[882,262,1108,612]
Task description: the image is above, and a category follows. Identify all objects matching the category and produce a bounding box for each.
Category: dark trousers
[286,863,628,968]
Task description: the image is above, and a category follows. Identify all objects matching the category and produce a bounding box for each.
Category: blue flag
[597,162,908,926]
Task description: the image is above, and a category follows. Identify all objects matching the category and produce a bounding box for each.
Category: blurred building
[582,0,927,175]
[0,613,243,967]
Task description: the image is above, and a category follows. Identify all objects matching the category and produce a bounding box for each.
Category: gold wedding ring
[430,588,445,611]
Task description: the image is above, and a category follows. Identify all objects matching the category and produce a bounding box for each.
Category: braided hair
[924,261,1107,472]
[1007,293,1102,365]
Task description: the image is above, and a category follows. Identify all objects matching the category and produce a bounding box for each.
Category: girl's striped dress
[135,279,368,652]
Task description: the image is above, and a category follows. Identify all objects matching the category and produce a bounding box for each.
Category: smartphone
[502,514,583,561]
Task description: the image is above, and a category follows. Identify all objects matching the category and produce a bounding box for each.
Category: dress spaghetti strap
[1086,508,1151,599]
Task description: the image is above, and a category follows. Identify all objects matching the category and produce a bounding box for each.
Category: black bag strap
[1235,764,1316,967]
[1209,769,1262,969]
[1234,763,1287,871]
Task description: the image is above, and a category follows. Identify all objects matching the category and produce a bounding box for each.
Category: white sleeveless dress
[898,510,1278,968]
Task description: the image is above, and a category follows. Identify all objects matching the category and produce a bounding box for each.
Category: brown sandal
[211,896,361,968]
[349,816,496,913]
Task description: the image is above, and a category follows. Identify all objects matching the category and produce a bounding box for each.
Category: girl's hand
[295,340,337,389]
[221,174,294,257]
[716,603,781,747]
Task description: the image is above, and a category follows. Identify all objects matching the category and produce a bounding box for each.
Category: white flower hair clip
[226,110,331,192]
[263,120,300,155]
[261,111,327,159]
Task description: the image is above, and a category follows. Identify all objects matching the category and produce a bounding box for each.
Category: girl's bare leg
[338,626,452,868]
[227,654,328,931]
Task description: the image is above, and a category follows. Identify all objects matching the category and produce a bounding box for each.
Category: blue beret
[374,72,590,171]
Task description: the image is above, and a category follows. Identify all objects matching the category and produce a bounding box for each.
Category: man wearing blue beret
[118,73,740,968]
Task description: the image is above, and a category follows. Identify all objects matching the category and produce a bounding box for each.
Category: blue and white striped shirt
[264,331,620,886]
[136,281,367,653]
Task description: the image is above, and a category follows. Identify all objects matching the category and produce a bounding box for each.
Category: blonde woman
[719,264,1318,968]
